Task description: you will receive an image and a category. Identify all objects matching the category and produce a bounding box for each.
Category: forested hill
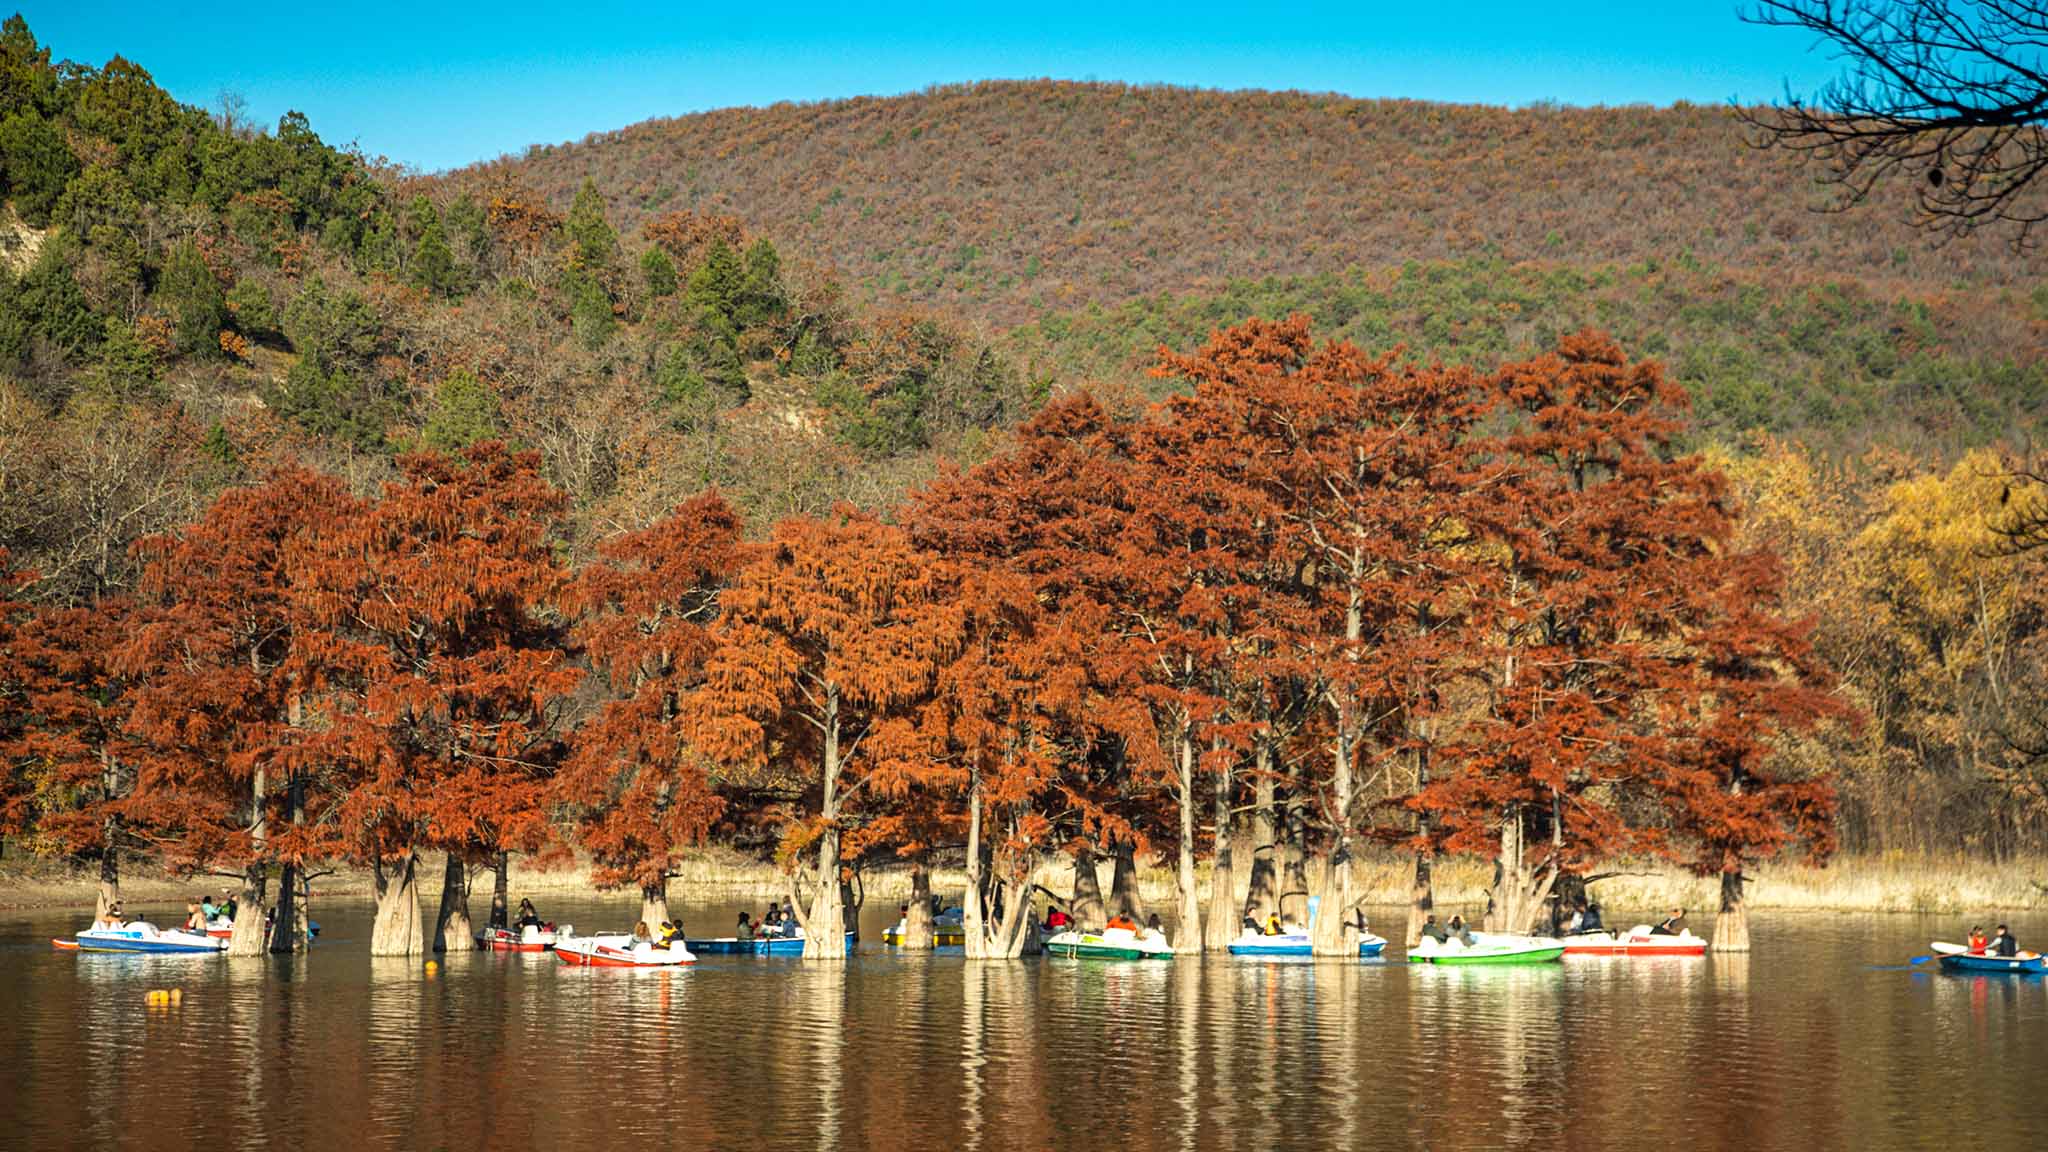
[457,81,2033,323]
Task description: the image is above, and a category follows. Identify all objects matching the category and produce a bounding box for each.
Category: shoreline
[3,847,2039,917]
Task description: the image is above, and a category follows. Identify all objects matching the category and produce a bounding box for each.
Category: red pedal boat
[478,923,561,952]
[552,932,694,967]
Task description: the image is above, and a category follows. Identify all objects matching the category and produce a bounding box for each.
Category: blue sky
[16,2,1840,173]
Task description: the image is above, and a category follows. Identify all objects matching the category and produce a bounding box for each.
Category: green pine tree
[421,368,503,450]
[159,239,224,356]
[408,195,461,297]
[566,177,620,273]
[641,247,678,298]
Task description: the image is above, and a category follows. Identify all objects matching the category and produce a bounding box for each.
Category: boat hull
[477,927,556,951]
[684,932,851,956]
[1562,929,1707,956]
[553,935,694,967]
[1410,946,1566,965]
[66,927,225,955]
[883,926,965,946]
[1224,932,1387,957]
[1938,952,2045,973]
[1044,929,1173,960]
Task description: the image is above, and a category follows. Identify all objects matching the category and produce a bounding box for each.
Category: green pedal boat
[1044,926,1175,959]
[1407,932,1565,965]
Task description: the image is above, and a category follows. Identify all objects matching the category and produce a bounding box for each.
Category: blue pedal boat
[1225,930,1387,958]
[685,930,853,956]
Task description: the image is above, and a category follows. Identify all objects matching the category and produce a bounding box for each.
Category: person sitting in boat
[735,911,756,941]
[1967,925,1989,953]
[1418,914,1448,945]
[222,893,238,921]
[1144,913,1167,944]
[1650,908,1687,936]
[657,920,682,949]
[515,899,541,929]
[1564,902,1585,934]
[1046,906,1072,932]
[1447,915,1474,947]
[1106,913,1138,932]
[765,902,786,933]
[186,897,206,932]
[1580,902,1604,934]
[1263,913,1284,936]
[201,896,218,921]
[1992,924,2019,957]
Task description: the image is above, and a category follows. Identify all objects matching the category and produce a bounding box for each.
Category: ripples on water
[2,902,2045,1151]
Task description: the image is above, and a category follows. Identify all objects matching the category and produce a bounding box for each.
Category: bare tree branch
[1742,0,2048,246]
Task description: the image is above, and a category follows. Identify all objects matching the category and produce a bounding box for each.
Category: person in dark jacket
[1650,908,1687,936]
[1580,903,1605,933]
[1992,924,2019,957]
[1447,915,1474,947]
[1418,914,1448,944]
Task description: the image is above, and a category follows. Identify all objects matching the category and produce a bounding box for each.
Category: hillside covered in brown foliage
[460,82,2034,323]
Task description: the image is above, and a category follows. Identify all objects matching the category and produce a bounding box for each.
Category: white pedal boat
[55,922,227,954]
[1044,925,1175,960]
[552,931,695,967]
[1561,924,1708,955]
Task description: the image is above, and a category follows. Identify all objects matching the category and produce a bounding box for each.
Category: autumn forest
[4,14,2048,960]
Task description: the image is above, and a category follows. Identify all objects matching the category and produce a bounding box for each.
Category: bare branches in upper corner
[1742,0,2048,247]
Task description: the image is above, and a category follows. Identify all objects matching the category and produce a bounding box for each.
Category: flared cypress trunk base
[1713,870,1750,953]
[371,853,424,957]
[434,854,474,953]
[903,856,934,950]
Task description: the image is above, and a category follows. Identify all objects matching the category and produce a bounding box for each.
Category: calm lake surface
[1,898,2042,1151]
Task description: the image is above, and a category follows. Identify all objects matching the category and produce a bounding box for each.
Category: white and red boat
[552,931,695,967]
[1562,925,1708,956]
[478,923,562,952]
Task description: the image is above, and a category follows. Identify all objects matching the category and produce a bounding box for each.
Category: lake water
[1,898,2042,1150]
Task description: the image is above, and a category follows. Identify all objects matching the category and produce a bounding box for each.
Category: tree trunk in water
[1308,850,1357,956]
[805,827,845,959]
[268,862,302,954]
[1405,849,1435,948]
[639,877,670,936]
[1070,843,1105,931]
[1205,818,1239,951]
[1713,869,1750,953]
[1484,813,1557,935]
[227,870,267,957]
[904,853,935,950]
[434,854,474,953]
[1280,804,1309,924]
[371,852,424,957]
[1244,751,1278,924]
[229,763,268,956]
[1110,842,1146,921]
[1174,730,1204,951]
[805,685,847,960]
[96,851,120,921]
[489,851,509,930]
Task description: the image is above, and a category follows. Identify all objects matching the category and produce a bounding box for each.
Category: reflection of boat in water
[553,931,696,967]
[883,908,964,946]
[55,923,227,954]
[1045,926,1175,960]
[478,924,561,951]
[1225,929,1388,957]
[1562,926,1708,956]
[1933,942,2046,974]
[685,928,852,956]
[1408,932,1564,965]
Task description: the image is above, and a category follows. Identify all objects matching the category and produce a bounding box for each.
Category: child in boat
[1968,925,1989,953]
[1992,924,2019,957]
